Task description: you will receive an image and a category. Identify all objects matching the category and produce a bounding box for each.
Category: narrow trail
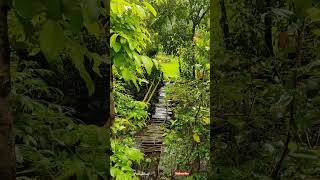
[136,82,172,179]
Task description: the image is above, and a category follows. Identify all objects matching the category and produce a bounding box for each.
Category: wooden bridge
[135,82,172,179]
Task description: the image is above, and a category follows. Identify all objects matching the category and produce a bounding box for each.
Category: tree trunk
[190,7,208,80]
[209,0,216,178]
[99,0,113,129]
[219,0,230,49]
[0,2,16,179]
[101,1,111,179]
[103,46,113,129]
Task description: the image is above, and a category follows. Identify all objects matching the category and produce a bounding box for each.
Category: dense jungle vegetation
[0,0,210,179]
[0,0,320,179]
[1,0,111,179]
[111,0,210,179]
[211,0,320,179]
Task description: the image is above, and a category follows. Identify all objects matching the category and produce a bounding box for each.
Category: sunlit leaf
[203,117,210,125]
[141,56,153,75]
[193,134,200,143]
[143,2,157,16]
[110,34,119,48]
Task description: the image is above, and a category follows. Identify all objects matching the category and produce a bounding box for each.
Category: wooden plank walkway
[135,82,172,179]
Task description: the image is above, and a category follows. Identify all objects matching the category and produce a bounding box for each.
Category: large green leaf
[124,148,143,163]
[86,52,106,78]
[114,53,126,68]
[62,0,83,33]
[67,40,95,95]
[82,0,99,22]
[141,56,153,75]
[307,7,320,21]
[110,34,119,48]
[113,43,122,53]
[134,5,146,18]
[13,0,44,19]
[132,52,143,74]
[81,0,100,37]
[40,20,65,61]
[43,0,62,19]
[123,45,132,58]
[121,68,132,82]
[293,0,312,17]
[143,2,157,16]
[111,34,122,52]
[84,21,100,38]
[132,51,142,63]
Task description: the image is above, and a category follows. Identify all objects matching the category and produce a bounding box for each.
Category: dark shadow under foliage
[210,0,320,179]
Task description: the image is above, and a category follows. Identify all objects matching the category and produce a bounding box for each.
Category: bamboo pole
[146,74,162,104]
[143,79,155,102]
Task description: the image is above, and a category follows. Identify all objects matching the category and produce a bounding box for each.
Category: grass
[160,58,180,80]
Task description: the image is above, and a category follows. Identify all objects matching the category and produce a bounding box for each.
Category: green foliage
[147,0,209,54]
[110,82,149,179]
[111,0,158,89]
[160,80,210,178]
[211,0,320,179]
[109,1,163,179]
[146,0,210,79]
[7,0,112,179]
[11,0,107,95]
[110,139,143,180]
[11,59,110,179]
[40,20,65,61]
[111,1,211,178]
[65,39,96,95]
[158,54,180,80]
[113,82,149,134]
